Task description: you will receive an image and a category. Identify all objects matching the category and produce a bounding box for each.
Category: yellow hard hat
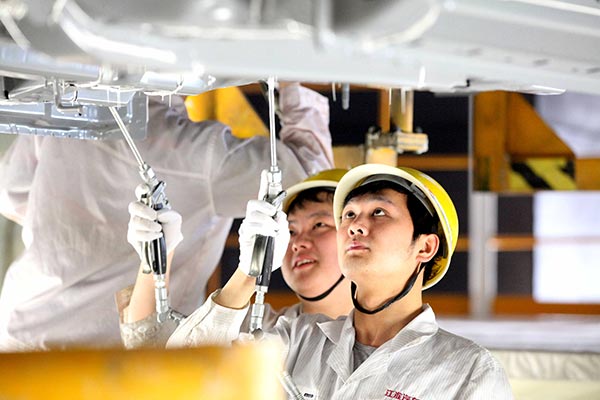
[283,169,348,213]
[333,164,459,290]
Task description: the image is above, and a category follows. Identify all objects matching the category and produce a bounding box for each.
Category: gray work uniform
[168,294,514,399]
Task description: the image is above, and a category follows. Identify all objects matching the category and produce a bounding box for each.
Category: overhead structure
[1,0,600,139]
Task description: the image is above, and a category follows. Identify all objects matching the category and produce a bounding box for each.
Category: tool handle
[247,190,285,277]
[151,201,168,275]
[146,236,167,275]
[138,182,169,276]
[256,235,274,287]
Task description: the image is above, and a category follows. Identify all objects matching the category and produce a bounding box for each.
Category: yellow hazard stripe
[509,158,576,191]
[509,170,533,192]
[526,158,576,190]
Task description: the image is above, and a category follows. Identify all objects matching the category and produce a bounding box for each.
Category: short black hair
[287,187,334,214]
[343,180,442,283]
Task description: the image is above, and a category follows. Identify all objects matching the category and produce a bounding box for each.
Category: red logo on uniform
[384,389,419,400]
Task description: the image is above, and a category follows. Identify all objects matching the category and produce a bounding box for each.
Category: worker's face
[337,188,422,293]
[282,199,340,298]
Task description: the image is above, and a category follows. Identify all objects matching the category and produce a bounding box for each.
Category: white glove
[238,199,289,276]
[127,201,183,259]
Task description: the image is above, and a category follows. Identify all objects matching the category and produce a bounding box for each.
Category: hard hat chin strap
[298,274,345,302]
[352,263,425,315]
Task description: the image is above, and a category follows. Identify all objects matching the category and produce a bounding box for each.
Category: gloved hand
[127,201,184,260]
[238,200,289,276]
[238,170,289,276]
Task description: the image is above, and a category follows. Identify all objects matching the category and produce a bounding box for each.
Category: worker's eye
[343,210,356,219]
[289,229,296,236]
[314,221,333,230]
[373,208,385,216]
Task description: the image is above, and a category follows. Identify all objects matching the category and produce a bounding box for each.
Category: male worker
[120,169,353,348]
[0,82,333,351]
[166,164,513,399]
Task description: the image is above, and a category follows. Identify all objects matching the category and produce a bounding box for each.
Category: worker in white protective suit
[162,164,514,399]
[120,169,353,348]
[0,82,333,351]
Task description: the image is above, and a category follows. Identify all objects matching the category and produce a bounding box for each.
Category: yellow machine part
[0,343,284,400]
[185,86,269,138]
[473,91,600,191]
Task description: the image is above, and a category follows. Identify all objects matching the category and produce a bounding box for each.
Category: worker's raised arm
[209,83,333,217]
[117,196,183,348]
[166,195,289,348]
[123,199,183,321]
[0,135,40,225]
[278,82,333,175]
[217,198,288,308]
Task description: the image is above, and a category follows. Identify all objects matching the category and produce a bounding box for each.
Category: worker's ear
[415,234,439,263]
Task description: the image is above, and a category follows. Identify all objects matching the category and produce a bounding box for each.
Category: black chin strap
[352,264,425,315]
[298,274,345,302]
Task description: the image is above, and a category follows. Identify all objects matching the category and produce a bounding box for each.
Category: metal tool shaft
[249,77,285,335]
[109,107,145,169]
[110,104,185,324]
[279,371,304,400]
[267,76,278,170]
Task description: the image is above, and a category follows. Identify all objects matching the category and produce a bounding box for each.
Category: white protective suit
[118,284,302,349]
[166,293,514,400]
[0,83,333,351]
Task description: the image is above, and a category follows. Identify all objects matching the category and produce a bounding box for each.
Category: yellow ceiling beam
[185,87,268,138]
[474,91,512,191]
[506,93,573,158]
[473,92,600,191]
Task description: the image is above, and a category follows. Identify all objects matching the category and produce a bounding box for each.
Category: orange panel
[0,344,284,400]
[495,295,600,315]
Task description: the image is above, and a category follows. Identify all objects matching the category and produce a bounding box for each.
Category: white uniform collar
[318,304,439,349]
[317,305,439,382]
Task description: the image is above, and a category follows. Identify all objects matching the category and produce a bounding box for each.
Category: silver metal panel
[0,92,147,140]
[0,0,599,140]
[0,0,598,94]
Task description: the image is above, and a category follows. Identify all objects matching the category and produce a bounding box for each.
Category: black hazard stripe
[511,162,551,189]
[511,159,575,190]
